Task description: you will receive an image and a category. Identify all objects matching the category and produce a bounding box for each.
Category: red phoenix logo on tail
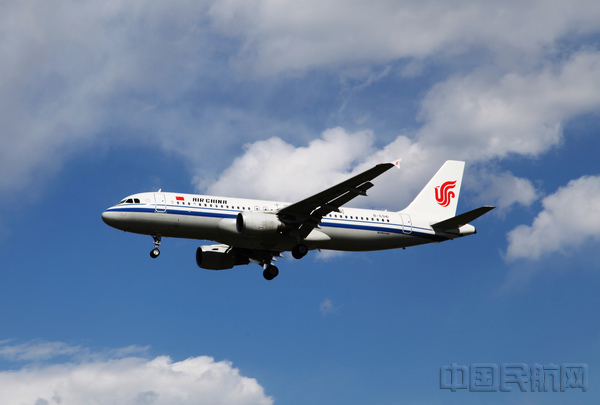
[435,181,457,207]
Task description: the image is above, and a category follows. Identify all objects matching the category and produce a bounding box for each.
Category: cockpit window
[118,198,141,204]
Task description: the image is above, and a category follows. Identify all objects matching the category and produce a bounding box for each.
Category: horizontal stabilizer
[431,206,495,230]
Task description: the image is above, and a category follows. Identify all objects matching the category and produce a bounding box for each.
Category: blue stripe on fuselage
[105,205,447,241]
[320,220,445,241]
[105,205,238,219]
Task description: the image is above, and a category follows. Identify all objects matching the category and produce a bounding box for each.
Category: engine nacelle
[196,244,249,270]
[236,211,284,236]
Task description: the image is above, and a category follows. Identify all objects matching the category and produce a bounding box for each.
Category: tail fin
[401,160,465,221]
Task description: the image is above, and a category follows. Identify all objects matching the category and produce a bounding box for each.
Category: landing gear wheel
[292,243,308,259]
[150,234,162,259]
[263,265,279,280]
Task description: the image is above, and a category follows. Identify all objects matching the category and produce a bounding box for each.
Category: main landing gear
[262,243,307,280]
[150,234,161,258]
[148,236,306,280]
[292,243,308,260]
[263,264,279,281]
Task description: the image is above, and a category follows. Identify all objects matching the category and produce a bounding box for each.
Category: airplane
[102,160,494,280]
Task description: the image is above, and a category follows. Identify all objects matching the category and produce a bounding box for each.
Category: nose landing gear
[150,234,161,258]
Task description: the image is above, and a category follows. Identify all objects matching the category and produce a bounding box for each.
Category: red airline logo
[435,181,456,207]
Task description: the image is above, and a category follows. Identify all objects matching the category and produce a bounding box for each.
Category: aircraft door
[154,193,166,212]
[400,214,412,234]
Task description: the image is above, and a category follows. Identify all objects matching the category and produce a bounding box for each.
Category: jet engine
[236,212,284,236]
[196,244,249,270]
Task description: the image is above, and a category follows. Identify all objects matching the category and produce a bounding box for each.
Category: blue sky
[1,1,599,404]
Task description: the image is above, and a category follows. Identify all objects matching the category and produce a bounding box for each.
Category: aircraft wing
[277,161,397,238]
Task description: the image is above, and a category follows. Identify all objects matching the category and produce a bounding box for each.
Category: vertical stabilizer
[401,160,465,221]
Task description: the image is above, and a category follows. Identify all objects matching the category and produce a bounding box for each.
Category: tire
[292,244,308,259]
[263,265,279,280]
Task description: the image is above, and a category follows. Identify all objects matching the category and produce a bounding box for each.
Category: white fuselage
[102,192,458,253]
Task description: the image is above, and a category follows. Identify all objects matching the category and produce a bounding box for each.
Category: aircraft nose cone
[102,210,118,226]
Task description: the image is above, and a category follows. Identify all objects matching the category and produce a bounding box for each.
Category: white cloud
[0,341,272,405]
[0,340,150,364]
[0,340,83,362]
[203,127,377,201]
[0,0,212,190]
[468,170,540,210]
[416,51,600,160]
[505,175,600,261]
[319,298,342,316]
[209,0,600,76]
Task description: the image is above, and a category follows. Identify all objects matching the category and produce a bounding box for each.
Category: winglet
[392,158,402,169]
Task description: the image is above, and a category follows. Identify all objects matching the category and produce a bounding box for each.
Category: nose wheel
[150,234,161,259]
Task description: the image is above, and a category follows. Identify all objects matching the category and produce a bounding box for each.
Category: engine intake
[196,245,249,270]
[236,211,284,236]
